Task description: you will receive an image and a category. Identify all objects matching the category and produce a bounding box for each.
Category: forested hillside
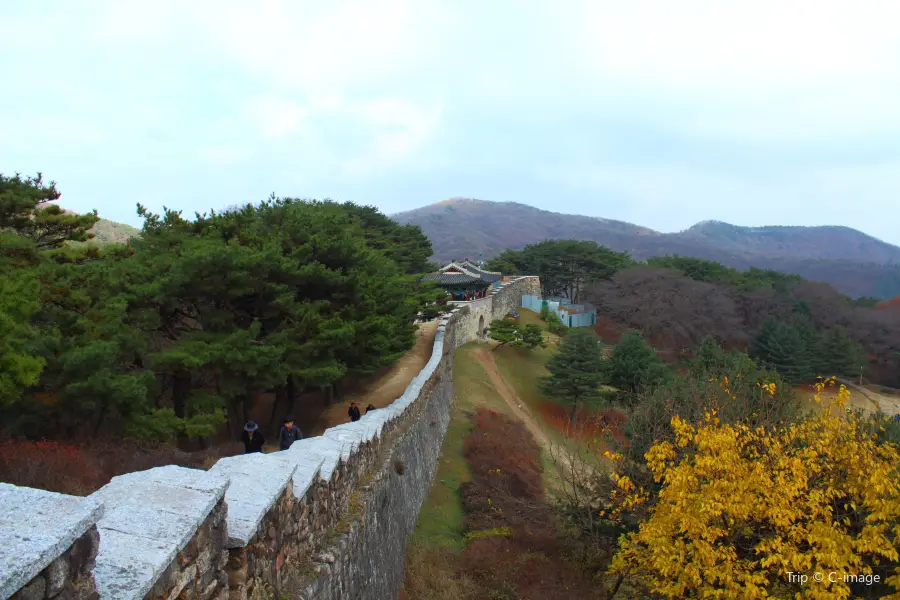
[0,173,439,445]
[488,242,900,387]
[396,198,900,299]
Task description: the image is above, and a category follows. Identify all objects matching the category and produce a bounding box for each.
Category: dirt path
[309,321,439,435]
[472,346,554,450]
[470,346,590,483]
[837,378,900,416]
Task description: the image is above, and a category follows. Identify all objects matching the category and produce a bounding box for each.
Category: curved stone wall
[0,276,540,600]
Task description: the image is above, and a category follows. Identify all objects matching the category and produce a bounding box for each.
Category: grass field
[410,345,516,548]
[404,345,530,599]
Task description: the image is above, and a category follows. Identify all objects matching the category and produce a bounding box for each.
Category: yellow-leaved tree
[610,378,900,599]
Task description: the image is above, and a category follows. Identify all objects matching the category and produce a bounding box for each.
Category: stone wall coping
[322,428,368,461]
[269,449,325,501]
[287,437,345,481]
[90,465,229,600]
[208,453,298,548]
[0,483,104,600]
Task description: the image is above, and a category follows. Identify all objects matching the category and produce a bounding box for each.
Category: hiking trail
[310,320,439,434]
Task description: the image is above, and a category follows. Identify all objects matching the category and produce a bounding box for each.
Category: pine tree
[689,336,727,378]
[605,331,670,395]
[541,328,606,423]
[0,262,44,409]
[487,320,545,350]
[521,324,545,349]
[791,314,820,380]
[818,327,866,378]
[487,319,520,350]
[22,246,157,439]
[0,173,98,249]
[0,174,106,425]
[750,318,811,384]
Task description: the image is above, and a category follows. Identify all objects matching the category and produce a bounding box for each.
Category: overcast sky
[2,1,899,244]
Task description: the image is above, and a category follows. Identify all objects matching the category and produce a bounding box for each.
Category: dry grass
[795,383,891,417]
[402,541,477,600]
[459,409,599,599]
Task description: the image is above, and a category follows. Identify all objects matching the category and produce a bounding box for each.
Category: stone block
[90,466,228,600]
[290,437,346,477]
[266,452,323,500]
[0,484,103,600]
[208,453,296,549]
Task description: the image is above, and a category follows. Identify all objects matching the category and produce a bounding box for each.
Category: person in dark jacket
[279,416,302,451]
[242,421,265,453]
[348,402,361,422]
[366,404,376,414]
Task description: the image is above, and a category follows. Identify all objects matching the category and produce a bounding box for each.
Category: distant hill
[680,220,900,264]
[90,219,141,244]
[57,205,141,245]
[393,198,900,299]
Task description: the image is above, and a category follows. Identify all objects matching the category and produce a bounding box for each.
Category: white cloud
[343,99,444,176]
[536,160,900,245]
[247,97,310,139]
[196,145,255,167]
[2,0,900,245]
[553,0,900,140]
[568,1,900,91]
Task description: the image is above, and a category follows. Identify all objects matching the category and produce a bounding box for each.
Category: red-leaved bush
[0,437,238,496]
[458,409,596,599]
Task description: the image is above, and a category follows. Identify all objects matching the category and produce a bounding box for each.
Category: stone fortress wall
[1,276,541,600]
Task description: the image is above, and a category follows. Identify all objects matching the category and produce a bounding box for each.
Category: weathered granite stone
[5,523,101,600]
[90,466,229,600]
[270,451,323,501]
[208,453,296,549]
[10,576,44,600]
[287,438,344,481]
[0,484,103,600]
[45,558,68,597]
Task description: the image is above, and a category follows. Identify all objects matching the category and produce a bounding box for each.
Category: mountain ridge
[393,198,900,298]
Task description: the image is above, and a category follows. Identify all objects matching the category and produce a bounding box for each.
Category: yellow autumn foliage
[611,378,900,599]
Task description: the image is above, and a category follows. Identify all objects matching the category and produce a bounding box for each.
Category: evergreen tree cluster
[647,255,803,292]
[485,239,633,303]
[749,312,866,384]
[541,328,670,422]
[0,174,437,442]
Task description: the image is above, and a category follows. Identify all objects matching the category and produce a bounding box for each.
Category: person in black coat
[348,402,361,422]
[279,416,303,450]
[242,421,265,453]
[366,404,376,414]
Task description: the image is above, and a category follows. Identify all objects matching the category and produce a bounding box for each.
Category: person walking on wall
[348,401,361,422]
[242,421,265,453]
[366,404,376,414]
[279,416,303,451]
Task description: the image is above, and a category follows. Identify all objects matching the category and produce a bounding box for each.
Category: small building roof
[421,271,489,287]
[437,261,502,284]
[459,259,501,275]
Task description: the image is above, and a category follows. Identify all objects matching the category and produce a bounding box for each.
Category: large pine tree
[604,331,670,397]
[750,318,813,384]
[818,327,866,379]
[540,328,606,423]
